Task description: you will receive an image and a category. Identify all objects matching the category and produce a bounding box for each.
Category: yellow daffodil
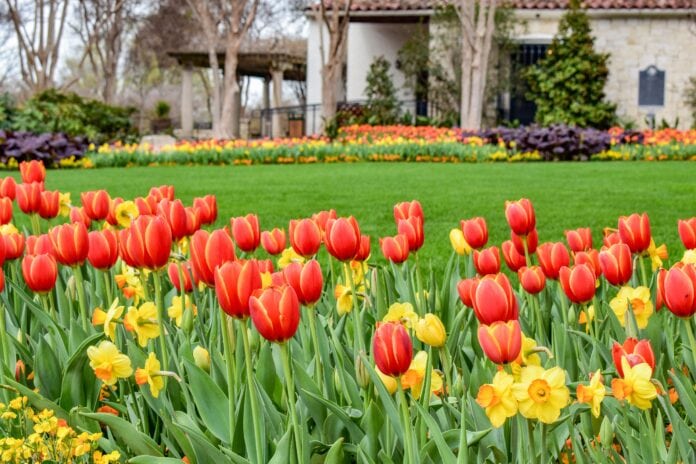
[115,201,138,228]
[167,295,197,327]
[346,260,368,286]
[124,302,160,347]
[58,192,71,217]
[93,450,121,464]
[93,299,124,342]
[400,351,443,400]
[449,228,471,256]
[647,239,667,270]
[609,286,653,329]
[576,370,606,418]
[335,284,353,316]
[87,341,133,385]
[512,365,569,424]
[415,313,447,347]
[578,304,595,331]
[611,359,657,410]
[135,352,164,398]
[476,370,518,428]
[193,346,211,372]
[383,302,418,328]
[377,367,397,395]
[115,264,145,303]
[278,247,305,269]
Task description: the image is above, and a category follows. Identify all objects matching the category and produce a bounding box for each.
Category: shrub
[0,130,88,167]
[364,56,398,125]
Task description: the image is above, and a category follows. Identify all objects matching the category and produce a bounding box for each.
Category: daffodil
[400,351,443,400]
[115,264,145,303]
[93,450,121,464]
[135,352,164,398]
[476,370,518,428]
[449,228,471,256]
[578,304,595,331]
[647,239,667,270]
[115,200,138,228]
[92,299,124,342]
[611,359,657,410]
[124,302,160,347]
[415,313,447,347]
[377,367,397,395]
[576,370,606,418]
[277,247,305,269]
[87,341,133,385]
[512,365,569,424]
[609,286,653,329]
[167,295,197,327]
[334,284,353,315]
[383,302,418,328]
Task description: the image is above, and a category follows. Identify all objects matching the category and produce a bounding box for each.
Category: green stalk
[556,283,568,327]
[439,346,454,402]
[306,305,323,393]
[683,318,696,373]
[152,271,169,373]
[102,270,113,306]
[345,262,365,353]
[396,377,415,464]
[417,347,433,445]
[220,311,237,448]
[540,423,547,464]
[457,391,469,464]
[72,265,90,332]
[522,238,532,267]
[527,419,537,464]
[30,214,40,235]
[280,342,303,464]
[0,301,10,382]
[532,294,545,345]
[639,256,649,288]
[414,251,424,315]
[240,319,264,463]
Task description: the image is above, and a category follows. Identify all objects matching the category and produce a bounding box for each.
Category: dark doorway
[508,43,548,125]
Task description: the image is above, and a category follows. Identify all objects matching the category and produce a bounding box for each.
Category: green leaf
[129,458,185,464]
[59,332,103,411]
[182,357,231,444]
[325,437,345,463]
[172,412,236,464]
[302,388,365,442]
[268,428,293,464]
[80,412,163,456]
[35,338,62,400]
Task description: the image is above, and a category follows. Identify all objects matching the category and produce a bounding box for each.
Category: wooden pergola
[168,39,306,138]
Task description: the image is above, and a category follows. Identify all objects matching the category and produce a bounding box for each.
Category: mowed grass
[36,162,696,270]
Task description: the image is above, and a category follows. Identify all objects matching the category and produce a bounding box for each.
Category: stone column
[262,76,271,137]
[271,66,284,139]
[181,64,193,137]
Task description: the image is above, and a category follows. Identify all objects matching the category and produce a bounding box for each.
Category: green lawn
[38,162,696,269]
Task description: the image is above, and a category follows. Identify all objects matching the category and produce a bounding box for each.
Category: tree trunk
[321,62,339,127]
[207,45,222,137]
[219,38,241,139]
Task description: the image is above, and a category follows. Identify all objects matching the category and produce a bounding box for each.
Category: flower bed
[1,160,696,462]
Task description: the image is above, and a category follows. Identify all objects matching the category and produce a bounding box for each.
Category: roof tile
[325,0,693,11]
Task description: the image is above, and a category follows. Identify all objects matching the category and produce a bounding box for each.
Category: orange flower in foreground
[249,285,301,342]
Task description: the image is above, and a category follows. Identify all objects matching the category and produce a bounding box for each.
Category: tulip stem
[102,270,113,307]
[684,318,696,373]
[345,262,365,354]
[522,239,532,267]
[556,284,569,328]
[240,319,264,463]
[539,423,547,464]
[220,311,237,448]
[0,302,10,381]
[532,295,545,345]
[639,256,649,288]
[30,214,40,235]
[280,342,303,464]
[306,305,323,394]
[396,377,415,464]
[152,271,169,374]
[457,391,469,464]
[72,266,89,332]
[439,346,453,403]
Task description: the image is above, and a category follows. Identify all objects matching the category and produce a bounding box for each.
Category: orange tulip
[49,222,89,266]
[215,260,263,319]
[22,254,57,293]
[190,229,236,286]
[355,235,371,261]
[106,197,123,226]
[311,209,337,235]
[69,207,92,228]
[19,160,46,184]
[283,260,323,306]
[559,264,596,304]
[134,196,158,215]
[289,218,321,258]
[193,195,217,225]
[87,229,119,270]
[473,246,501,275]
[0,176,16,200]
[119,215,172,270]
[380,234,410,264]
[3,233,25,260]
[537,242,570,280]
[612,338,655,377]
[565,228,593,252]
[157,199,188,241]
[231,214,261,253]
[38,190,60,219]
[598,243,632,286]
[678,218,696,250]
[168,261,197,293]
[501,240,526,272]
[81,190,111,221]
[511,228,538,255]
[0,197,12,225]
[249,284,300,342]
[393,200,423,224]
[477,320,522,364]
[504,198,535,236]
[457,277,478,307]
[372,321,413,377]
[618,213,651,254]
[16,182,43,214]
[518,266,546,294]
[26,235,54,256]
[460,217,488,249]
[471,273,518,325]
[662,263,696,318]
[261,228,286,255]
[324,217,361,261]
[184,207,201,236]
[397,216,424,252]
[574,249,601,277]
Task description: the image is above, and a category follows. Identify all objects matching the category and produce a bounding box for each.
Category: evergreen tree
[525,0,616,128]
[364,56,398,125]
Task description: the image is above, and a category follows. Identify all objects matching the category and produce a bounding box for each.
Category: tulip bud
[501,240,526,272]
[22,254,58,293]
[81,190,112,221]
[157,199,189,241]
[612,338,655,377]
[0,177,16,200]
[193,195,217,225]
[0,198,12,225]
[372,321,412,377]
[565,228,593,252]
[15,359,26,382]
[415,313,446,347]
[249,285,301,342]
[473,246,501,275]
[477,320,522,364]
[88,229,119,270]
[598,243,633,286]
[518,266,545,294]
[393,200,423,224]
[574,249,601,277]
[678,218,696,250]
[537,242,570,280]
[618,213,651,254]
[559,264,596,304]
[380,234,410,264]
[261,228,286,255]
[504,198,535,236]
[193,346,210,372]
[215,260,262,319]
[16,182,43,214]
[460,217,487,249]
[3,232,24,261]
[449,228,471,256]
[325,217,361,262]
[49,222,90,266]
[397,216,424,252]
[283,259,323,306]
[231,214,261,253]
[167,261,197,293]
[355,352,370,389]
[662,263,696,318]
[19,160,46,184]
[190,229,236,286]
[511,228,538,255]
[457,277,477,308]
[471,273,518,325]
[119,215,172,270]
[38,190,60,219]
[289,218,321,258]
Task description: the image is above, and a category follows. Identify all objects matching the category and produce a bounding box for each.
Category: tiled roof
[328,0,693,11]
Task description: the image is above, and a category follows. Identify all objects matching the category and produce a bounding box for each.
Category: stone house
[305,0,696,131]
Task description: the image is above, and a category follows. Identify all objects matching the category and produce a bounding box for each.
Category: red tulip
[16,182,43,214]
[380,234,410,264]
[0,197,12,225]
[662,263,696,318]
[231,214,261,253]
[618,213,651,254]
[460,217,488,249]
[149,185,175,202]
[190,229,236,286]
[249,284,300,342]
[22,254,57,293]
[473,246,501,275]
[3,233,25,260]
[168,261,197,293]
[612,338,655,377]
[69,207,92,228]
[393,200,423,224]
[656,268,666,311]
[574,249,601,277]
[603,229,622,248]
[457,277,478,307]
[26,235,54,256]
[0,268,4,292]
[511,229,538,255]
[678,218,696,250]
[134,196,158,216]
[598,243,633,286]
[19,160,46,184]
[537,242,570,280]
[289,219,321,258]
[283,260,323,306]
[258,259,274,274]
[87,229,119,270]
[81,190,111,221]
[311,209,337,235]
[559,264,596,304]
[184,207,201,236]
[518,266,546,294]
[397,216,424,252]
[325,217,361,261]
[261,228,286,255]
[119,215,172,270]
[372,321,413,377]
[0,177,16,200]
[504,198,535,236]
[355,235,371,261]
[38,190,60,219]
[157,199,188,241]
[49,222,89,266]
[565,228,592,252]
[193,195,218,225]
[106,197,123,226]
[471,273,518,325]
[501,240,526,272]
[477,320,522,364]
[216,260,263,319]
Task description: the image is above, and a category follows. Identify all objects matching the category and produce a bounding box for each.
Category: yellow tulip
[415,313,447,347]
[193,346,211,372]
[449,228,471,256]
